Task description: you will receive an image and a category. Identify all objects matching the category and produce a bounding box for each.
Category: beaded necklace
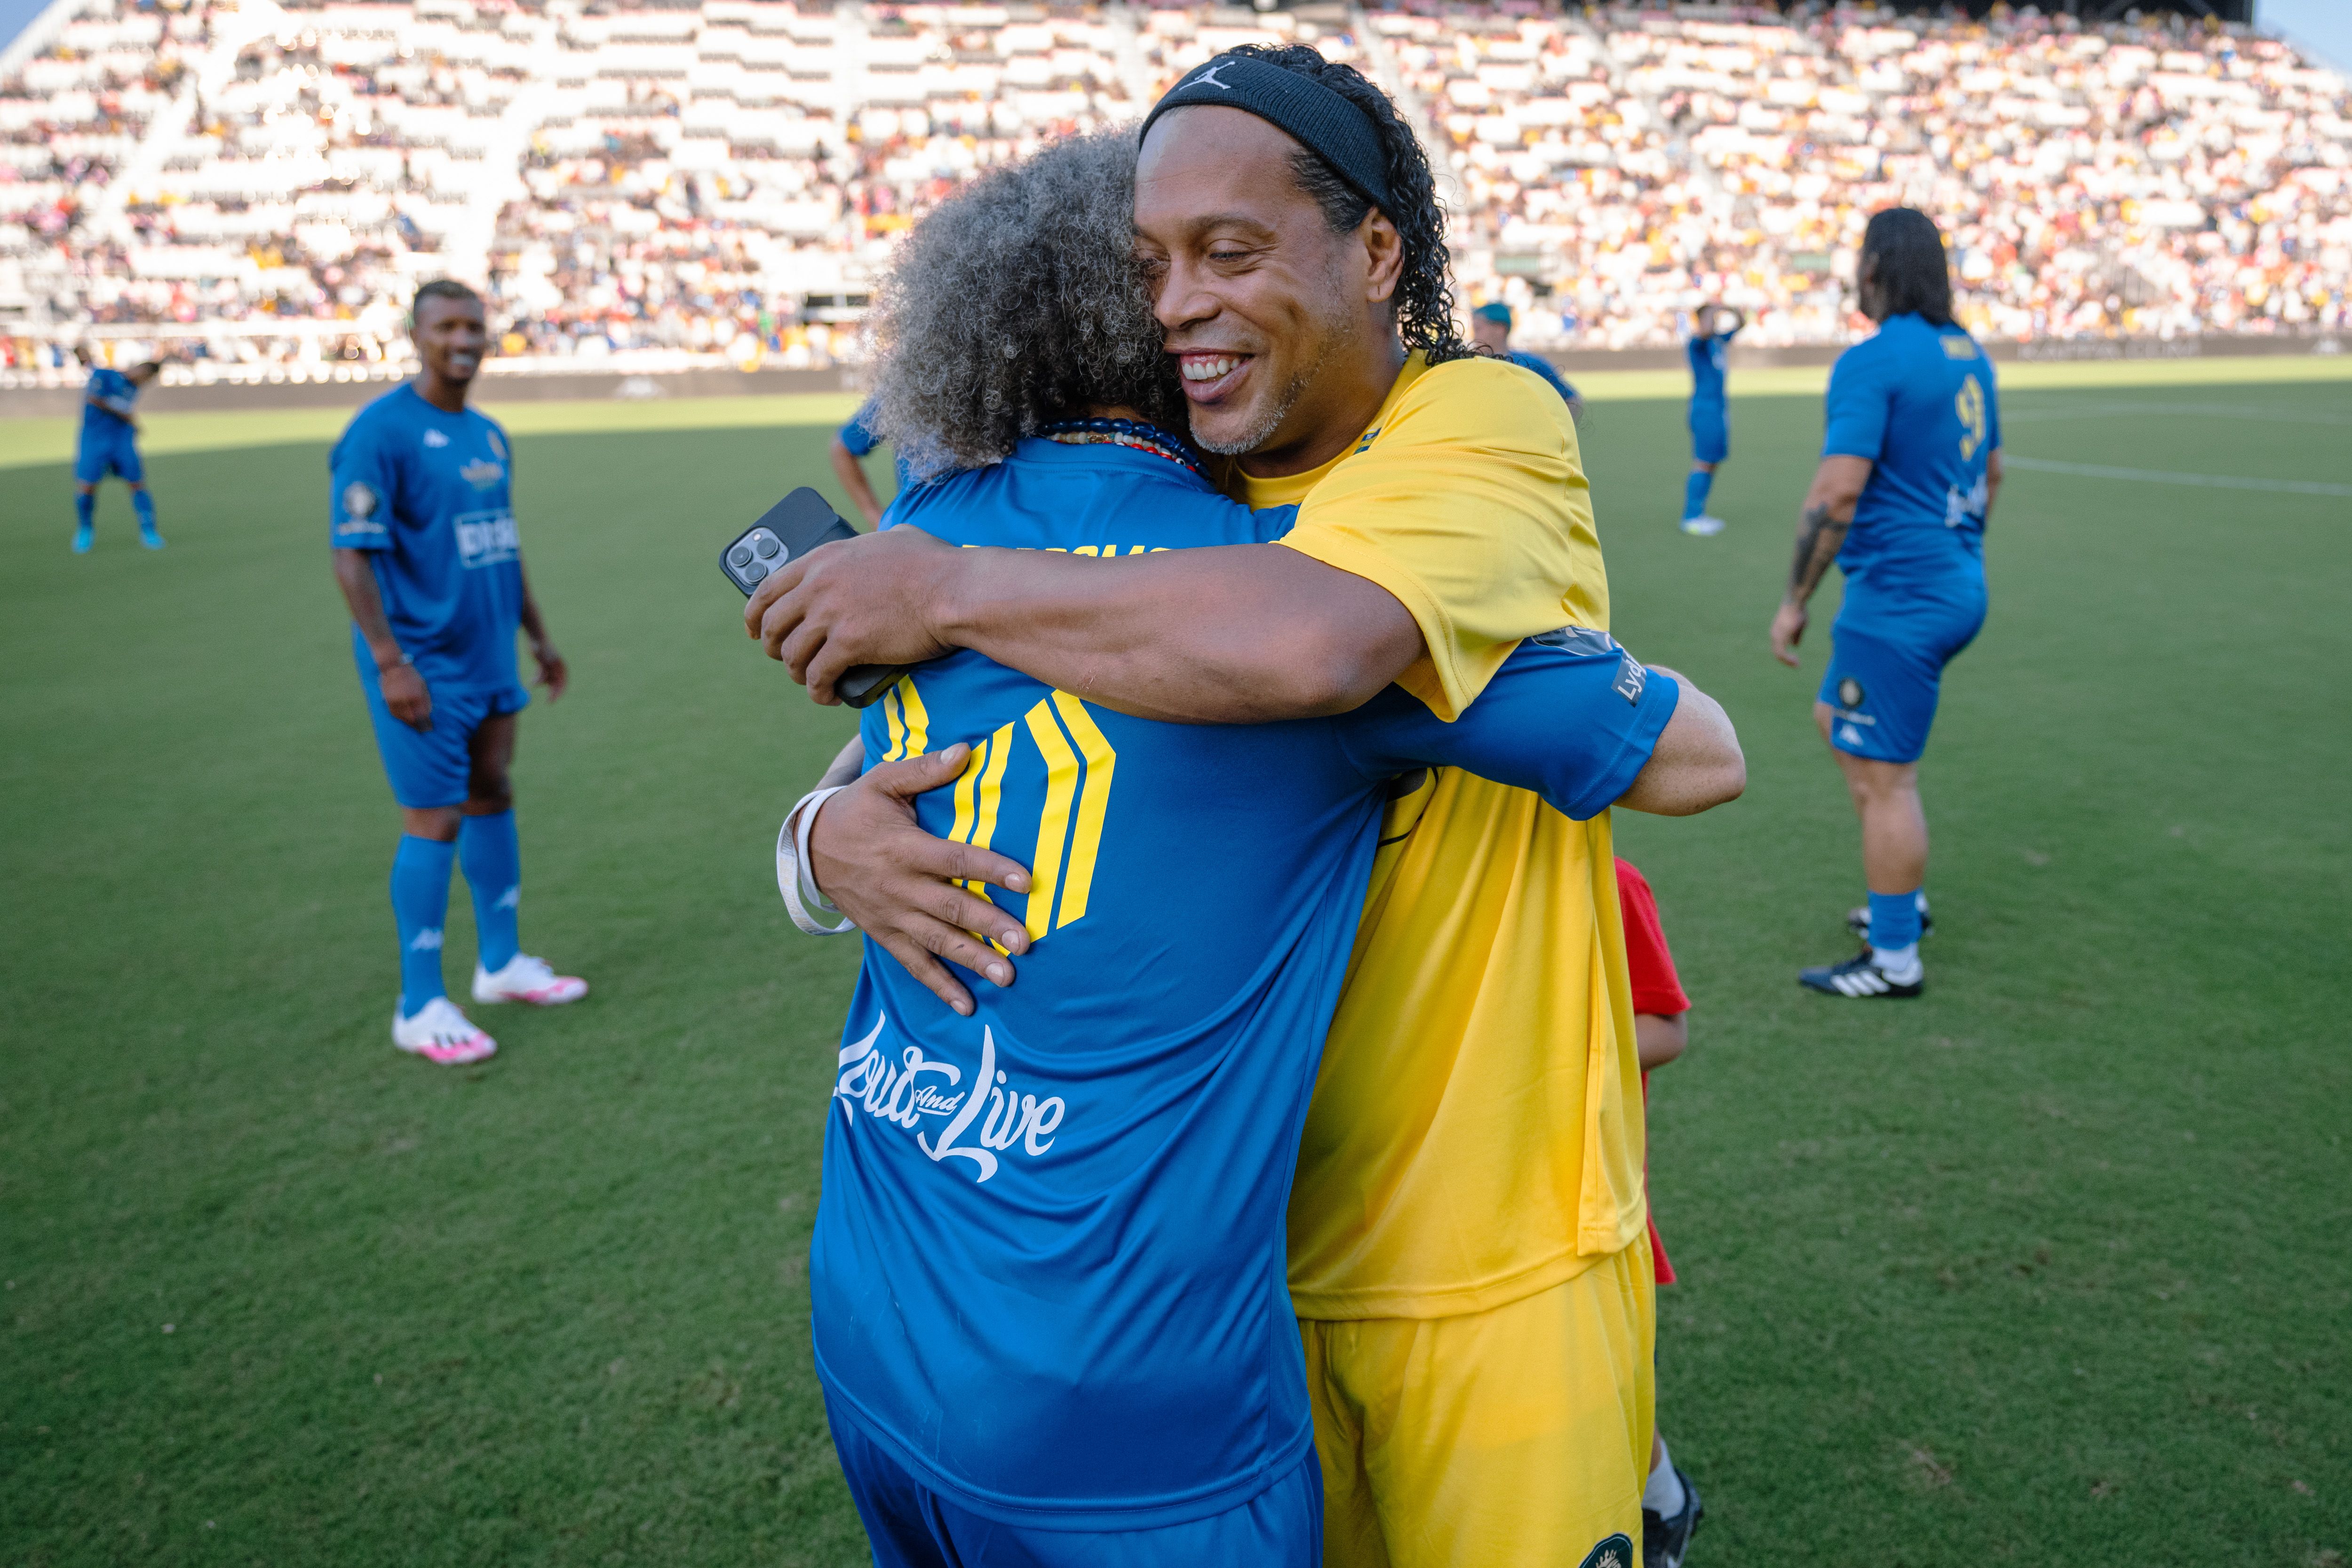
[1037,416,1206,479]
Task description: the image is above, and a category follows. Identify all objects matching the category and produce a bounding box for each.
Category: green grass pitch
[3,369,2346,1566]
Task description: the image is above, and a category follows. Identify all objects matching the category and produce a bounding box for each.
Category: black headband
[1138,54,1394,216]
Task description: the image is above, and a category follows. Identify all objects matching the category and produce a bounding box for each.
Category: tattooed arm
[1771,454,1873,668]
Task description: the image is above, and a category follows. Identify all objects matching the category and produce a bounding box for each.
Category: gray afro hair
[865,127,1186,479]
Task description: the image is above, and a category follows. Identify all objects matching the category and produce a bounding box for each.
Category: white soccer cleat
[1680,515,1727,537]
[472,953,588,1006]
[392,996,498,1065]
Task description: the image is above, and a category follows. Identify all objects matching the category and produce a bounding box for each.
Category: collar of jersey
[1218,350,1430,511]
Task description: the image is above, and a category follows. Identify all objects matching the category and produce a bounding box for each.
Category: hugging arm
[1337,638,1743,823]
[750,526,1423,723]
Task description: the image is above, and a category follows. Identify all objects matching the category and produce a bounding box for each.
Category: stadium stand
[3,0,2348,388]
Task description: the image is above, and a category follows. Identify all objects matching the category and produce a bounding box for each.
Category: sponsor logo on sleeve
[486,428,507,461]
[1530,626,1646,703]
[339,482,387,534]
[453,509,519,569]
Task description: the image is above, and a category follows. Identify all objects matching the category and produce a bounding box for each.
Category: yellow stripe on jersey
[970,719,1015,855]
[880,687,907,761]
[895,677,930,757]
[1049,692,1115,926]
[1021,699,1081,944]
[948,735,984,853]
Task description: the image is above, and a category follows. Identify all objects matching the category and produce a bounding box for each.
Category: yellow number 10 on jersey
[879,679,1118,948]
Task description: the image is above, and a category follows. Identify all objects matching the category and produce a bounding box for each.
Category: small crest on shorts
[1579,1533,1636,1568]
[1837,676,1866,710]
[344,481,378,518]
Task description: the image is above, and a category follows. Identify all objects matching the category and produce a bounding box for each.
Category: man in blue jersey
[830,397,906,526]
[329,280,587,1064]
[1470,301,1582,423]
[73,358,165,552]
[1680,303,1744,537]
[777,131,1743,1568]
[1771,208,2001,1000]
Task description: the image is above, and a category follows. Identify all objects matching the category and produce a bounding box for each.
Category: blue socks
[75,491,95,532]
[1868,888,1924,953]
[459,810,522,974]
[391,835,457,1018]
[1682,468,1714,520]
[132,488,159,538]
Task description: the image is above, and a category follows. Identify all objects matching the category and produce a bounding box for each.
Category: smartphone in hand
[721,487,908,708]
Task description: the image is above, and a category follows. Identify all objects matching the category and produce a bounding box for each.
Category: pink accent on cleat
[392,997,497,1065]
[472,954,588,1007]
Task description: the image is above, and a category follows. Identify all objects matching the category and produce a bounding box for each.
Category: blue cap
[1474,302,1513,328]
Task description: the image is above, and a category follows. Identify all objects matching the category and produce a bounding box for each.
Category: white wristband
[778,785,857,936]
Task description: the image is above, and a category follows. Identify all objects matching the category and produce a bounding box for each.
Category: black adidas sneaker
[1642,1465,1705,1568]
[1845,903,1935,941]
[1799,950,1924,999]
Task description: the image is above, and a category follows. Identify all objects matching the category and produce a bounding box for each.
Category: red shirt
[1616,859,1688,1284]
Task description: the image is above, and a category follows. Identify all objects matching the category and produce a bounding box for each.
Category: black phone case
[720,487,907,709]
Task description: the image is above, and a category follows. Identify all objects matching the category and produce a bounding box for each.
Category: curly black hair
[1218,43,1471,366]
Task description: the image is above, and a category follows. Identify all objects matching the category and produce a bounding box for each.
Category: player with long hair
[1771,207,2003,999]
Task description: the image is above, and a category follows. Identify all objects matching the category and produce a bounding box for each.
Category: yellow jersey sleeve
[1276,356,1607,720]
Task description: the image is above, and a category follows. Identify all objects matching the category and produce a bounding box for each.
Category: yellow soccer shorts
[1300,1234,1654,1568]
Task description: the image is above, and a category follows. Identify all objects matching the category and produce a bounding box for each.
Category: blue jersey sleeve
[839,398,881,458]
[329,417,397,551]
[1506,350,1577,409]
[1335,628,1679,822]
[1821,345,1890,462]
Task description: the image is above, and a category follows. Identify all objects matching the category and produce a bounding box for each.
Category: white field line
[2002,400,2352,426]
[2002,456,2352,497]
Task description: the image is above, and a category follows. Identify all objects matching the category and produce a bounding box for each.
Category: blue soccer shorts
[1819,596,1986,765]
[826,1391,1323,1568]
[74,431,144,484]
[1688,403,1728,464]
[354,630,529,809]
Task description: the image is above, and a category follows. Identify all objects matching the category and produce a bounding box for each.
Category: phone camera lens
[742,561,767,583]
[754,534,782,559]
[729,545,754,567]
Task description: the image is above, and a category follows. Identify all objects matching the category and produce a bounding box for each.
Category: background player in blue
[830,396,910,526]
[1680,302,1744,537]
[1470,300,1582,423]
[329,280,588,1065]
[1770,207,2002,1001]
[775,131,1742,1568]
[73,358,165,553]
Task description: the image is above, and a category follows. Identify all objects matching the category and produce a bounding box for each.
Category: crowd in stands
[4,0,2349,384]
[1422,5,2352,348]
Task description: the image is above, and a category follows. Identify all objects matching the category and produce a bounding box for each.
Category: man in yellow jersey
[747,48,1733,1568]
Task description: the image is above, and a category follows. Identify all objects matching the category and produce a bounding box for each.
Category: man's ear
[1359,209,1403,308]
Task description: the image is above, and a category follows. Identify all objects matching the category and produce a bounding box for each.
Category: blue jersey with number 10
[810,436,1677,1532]
[1823,312,2000,601]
